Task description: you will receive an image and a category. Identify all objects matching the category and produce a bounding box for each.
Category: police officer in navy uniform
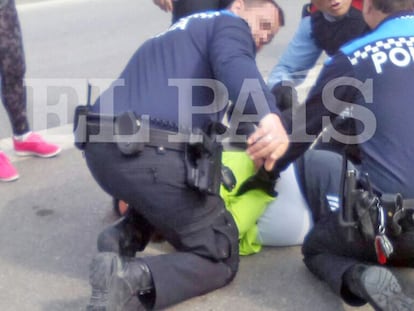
[264,0,414,310]
[80,0,288,310]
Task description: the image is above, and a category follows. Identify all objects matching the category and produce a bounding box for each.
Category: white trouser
[256,163,313,246]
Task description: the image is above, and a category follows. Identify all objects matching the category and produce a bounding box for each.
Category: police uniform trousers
[84,142,239,310]
[300,150,414,306]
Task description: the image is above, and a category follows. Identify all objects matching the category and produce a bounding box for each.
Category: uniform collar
[373,11,414,31]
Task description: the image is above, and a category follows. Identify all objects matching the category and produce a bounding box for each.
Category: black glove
[271,81,298,112]
[236,167,279,197]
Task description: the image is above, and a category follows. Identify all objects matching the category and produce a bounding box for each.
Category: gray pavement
[7,148,414,311]
[0,148,372,311]
[1,1,414,311]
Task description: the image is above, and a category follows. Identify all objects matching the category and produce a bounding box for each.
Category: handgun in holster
[185,127,223,195]
[339,170,407,241]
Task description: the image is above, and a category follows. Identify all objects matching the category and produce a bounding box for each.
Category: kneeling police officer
[269,0,414,310]
[74,0,288,310]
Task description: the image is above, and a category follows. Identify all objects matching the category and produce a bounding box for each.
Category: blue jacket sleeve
[209,15,280,120]
[267,16,323,89]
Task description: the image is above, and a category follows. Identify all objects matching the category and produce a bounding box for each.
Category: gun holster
[341,171,407,240]
[73,106,146,156]
[113,112,145,156]
[185,128,222,195]
[73,105,89,150]
[353,189,379,241]
[381,193,405,236]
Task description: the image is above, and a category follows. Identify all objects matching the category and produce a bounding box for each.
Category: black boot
[87,252,154,311]
[344,264,414,311]
[97,208,154,257]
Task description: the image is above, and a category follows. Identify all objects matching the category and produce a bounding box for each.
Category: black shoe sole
[360,266,414,311]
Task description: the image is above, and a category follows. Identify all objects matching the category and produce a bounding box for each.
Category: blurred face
[243,2,281,51]
[311,0,353,17]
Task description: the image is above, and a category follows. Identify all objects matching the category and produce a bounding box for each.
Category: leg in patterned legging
[0,0,29,135]
[0,0,60,182]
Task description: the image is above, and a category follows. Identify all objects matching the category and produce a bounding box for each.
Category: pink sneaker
[0,151,19,182]
[13,132,61,158]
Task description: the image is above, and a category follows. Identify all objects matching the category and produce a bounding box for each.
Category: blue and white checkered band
[348,37,414,66]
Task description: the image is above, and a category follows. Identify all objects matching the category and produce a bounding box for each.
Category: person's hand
[246,113,289,171]
[153,0,173,12]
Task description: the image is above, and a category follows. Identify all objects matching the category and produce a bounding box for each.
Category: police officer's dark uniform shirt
[277,11,414,198]
[92,10,279,131]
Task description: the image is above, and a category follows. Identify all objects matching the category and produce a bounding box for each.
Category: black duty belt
[86,117,186,152]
